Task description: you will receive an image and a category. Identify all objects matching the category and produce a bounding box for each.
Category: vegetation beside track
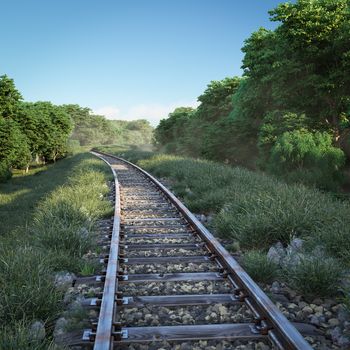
[96,146,350,301]
[0,152,112,348]
[152,0,350,192]
[0,75,153,183]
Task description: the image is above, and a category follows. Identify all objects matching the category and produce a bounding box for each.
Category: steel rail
[93,150,312,350]
[90,152,121,350]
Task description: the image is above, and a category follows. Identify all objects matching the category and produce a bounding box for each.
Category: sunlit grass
[0,152,112,345]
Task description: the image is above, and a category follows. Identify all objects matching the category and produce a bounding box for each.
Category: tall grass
[95,146,350,297]
[0,153,112,345]
[242,250,279,284]
[0,321,55,350]
[97,149,350,269]
[284,255,343,297]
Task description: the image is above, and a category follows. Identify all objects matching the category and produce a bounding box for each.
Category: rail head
[91,152,121,350]
[93,150,312,350]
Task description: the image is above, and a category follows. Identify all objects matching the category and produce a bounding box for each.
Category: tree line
[0,76,153,181]
[66,104,153,147]
[0,76,73,180]
[154,0,350,190]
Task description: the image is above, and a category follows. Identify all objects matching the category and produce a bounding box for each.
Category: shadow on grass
[0,153,105,236]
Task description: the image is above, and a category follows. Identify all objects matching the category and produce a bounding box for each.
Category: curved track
[82,151,313,350]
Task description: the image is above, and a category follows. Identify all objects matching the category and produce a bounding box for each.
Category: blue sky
[1,0,283,125]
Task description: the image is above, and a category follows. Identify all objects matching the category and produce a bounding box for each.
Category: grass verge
[97,145,349,298]
[0,152,112,347]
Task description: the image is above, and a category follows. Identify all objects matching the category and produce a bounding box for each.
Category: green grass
[242,250,279,284]
[0,320,57,350]
[97,147,350,259]
[138,155,350,262]
[0,152,112,346]
[284,254,343,297]
[97,146,350,298]
[0,154,86,236]
[95,144,156,164]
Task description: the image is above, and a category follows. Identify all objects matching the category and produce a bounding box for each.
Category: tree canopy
[62,104,154,147]
[154,0,350,190]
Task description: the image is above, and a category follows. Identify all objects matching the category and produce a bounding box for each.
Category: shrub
[67,139,81,155]
[0,161,12,181]
[242,250,279,284]
[258,111,310,163]
[284,255,343,297]
[268,130,346,190]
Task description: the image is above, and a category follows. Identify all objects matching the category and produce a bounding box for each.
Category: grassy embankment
[97,145,350,301]
[0,152,113,348]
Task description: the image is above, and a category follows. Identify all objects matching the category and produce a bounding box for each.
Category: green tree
[0,76,31,179]
[154,107,195,153]
[0,119,31,178]
[0,75,22,119]
[18,102,73,162]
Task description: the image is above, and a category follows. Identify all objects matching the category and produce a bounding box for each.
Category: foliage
[284,254,343,297]
[32,159,112,272]
[67,139,82,155]
[18,102,73,162]
[0,162,12,182]
[154,107,195,153]
[154,77,241,159]
[314,218,350,263]
[268,130,346,189]
[0,320,54,350]
[242,250,279,284]
[153,0,350,189]
[0,153,112,344]
[0,75,22,119]
[0,118,31,174]
[258,111,310,158]
[0,76,76,181]
[0,244,62,323]
[62,104,154,147]
[112,152,350,267]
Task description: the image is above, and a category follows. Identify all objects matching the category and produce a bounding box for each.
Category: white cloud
[93,101,200,126]
[93,106,120,119]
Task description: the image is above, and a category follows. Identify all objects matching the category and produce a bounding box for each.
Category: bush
[242,251,279,283]
[284,255,343,297]
[67,139,81,155]
[268,130,346,190]
[0,161,12,181]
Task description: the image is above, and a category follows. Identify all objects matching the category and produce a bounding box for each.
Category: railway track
[81,151,314,350]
